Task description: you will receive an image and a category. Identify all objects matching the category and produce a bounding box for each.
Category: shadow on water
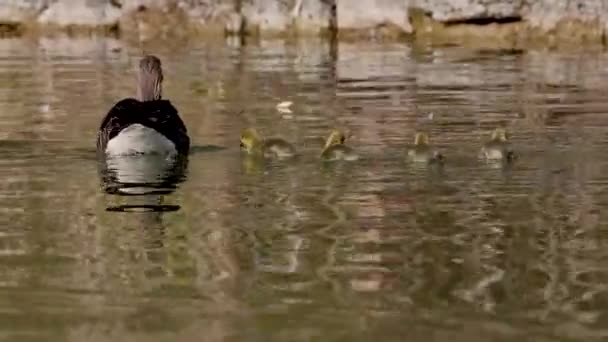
[189,144,227,154]
[106,203,182,212]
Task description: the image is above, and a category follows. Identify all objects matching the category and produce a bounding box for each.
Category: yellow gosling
[320,129,358,161]
[408,132,443,163]
[240,128,296,159]
[480,128,515,161]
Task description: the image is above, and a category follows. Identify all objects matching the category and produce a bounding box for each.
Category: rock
[291,0,334,34]
[241,0,291,34]
[415,0,524,22]
[176,0,242,34]
[337,0,413,36]
[240,0,333,35]
[525,0,608,33]
[413,0,608,29]
[176,0,237,23]
[0,0,50,24]
[37,0,121,27]
[408,0,608,46]
[0,0,606,46]
[117,0,241,41]
[120,0,174,12]
[36,0,121,27]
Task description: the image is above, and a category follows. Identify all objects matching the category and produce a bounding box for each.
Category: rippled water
[2,36,608,341]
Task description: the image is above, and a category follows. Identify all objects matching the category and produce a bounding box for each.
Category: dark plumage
[96,99,190,155]
[96,55,190,156]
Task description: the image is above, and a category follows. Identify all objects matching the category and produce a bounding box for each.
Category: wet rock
[241,0,291,34]
[525,0,608,30]
[416,0,524,22]
[0,0,606,46]
[37,0,121,27]
[176,0,240,30]
[408,7,525,47]
[408,0,608,46]
[117,0,241,42]
[241,0,333,35]
[334,0,608,45]
[176,0,242,35]
[120,0,240,28]
[291,0,334,34]
[523,0,607,45]
[120,0,173,12]
[337,0,413,37]
[0,0,49,24]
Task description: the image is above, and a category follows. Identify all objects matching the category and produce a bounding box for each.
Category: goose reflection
[97,154,186,212]
[98,152,187,199]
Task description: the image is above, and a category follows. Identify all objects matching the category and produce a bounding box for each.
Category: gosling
[480,128,515,161]
[408,132,443,164]
[240,128,296,159]
[320,129,358,161]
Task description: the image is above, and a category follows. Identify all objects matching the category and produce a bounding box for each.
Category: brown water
[1,36,608,341]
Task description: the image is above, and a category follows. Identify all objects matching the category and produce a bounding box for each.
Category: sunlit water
[2,36,608,341]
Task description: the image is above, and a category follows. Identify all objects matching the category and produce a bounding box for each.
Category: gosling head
[137,55,163,102]
[324,129,347,149]
[240,128,262,153]
[414,132,429,146]
[491,128,508,142]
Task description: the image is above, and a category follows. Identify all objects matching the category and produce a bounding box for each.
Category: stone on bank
[0,0,605,45]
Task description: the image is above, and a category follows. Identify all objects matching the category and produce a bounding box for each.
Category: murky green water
[2,36,608,341]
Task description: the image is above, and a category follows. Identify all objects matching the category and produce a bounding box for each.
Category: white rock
[37,0,121,26]
[337,0,413,34]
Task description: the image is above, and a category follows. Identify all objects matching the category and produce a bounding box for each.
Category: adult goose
[97,55,190,157]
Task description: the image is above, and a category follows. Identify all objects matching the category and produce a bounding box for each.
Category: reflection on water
[2,37,608,341]
[99,154,188,196]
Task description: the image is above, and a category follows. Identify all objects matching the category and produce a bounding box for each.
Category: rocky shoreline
[1,1,607,46]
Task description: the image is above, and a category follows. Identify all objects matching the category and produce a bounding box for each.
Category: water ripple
[0,38,606,341]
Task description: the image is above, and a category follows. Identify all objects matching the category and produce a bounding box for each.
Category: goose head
[137,55,163,102]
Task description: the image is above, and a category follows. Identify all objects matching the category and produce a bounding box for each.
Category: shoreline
[0,1,606,48]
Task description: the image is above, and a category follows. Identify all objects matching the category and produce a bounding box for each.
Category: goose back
[97,98,190,156]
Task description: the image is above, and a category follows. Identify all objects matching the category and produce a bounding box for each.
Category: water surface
[2,37,608,341]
